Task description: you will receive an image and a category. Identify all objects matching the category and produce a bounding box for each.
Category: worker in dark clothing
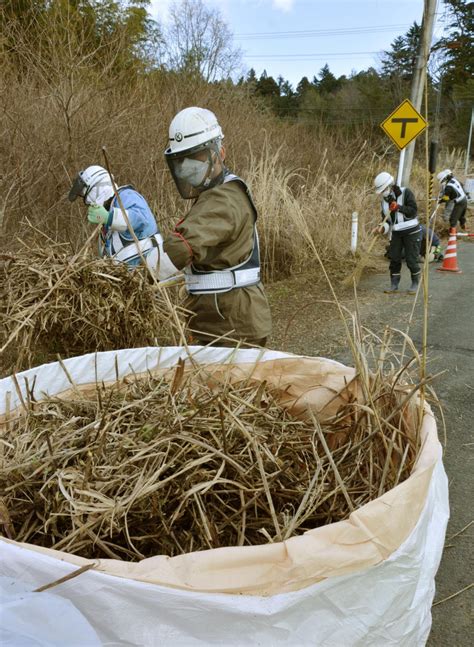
[386,225,443,262]
[437,169,468,230]
[374,171,421,295]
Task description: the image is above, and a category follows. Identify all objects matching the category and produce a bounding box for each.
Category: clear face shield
[166,140,224,199]
[68,171,113,206]
[68,173,88,203]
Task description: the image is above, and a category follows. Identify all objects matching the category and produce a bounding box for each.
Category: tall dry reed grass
[0,9,432,281]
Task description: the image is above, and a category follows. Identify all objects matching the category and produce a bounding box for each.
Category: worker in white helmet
[159,106,272,347]
[437,169,468,231]
[373,171,421,295]
[68,165,175,275]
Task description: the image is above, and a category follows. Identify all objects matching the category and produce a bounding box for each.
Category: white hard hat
[68,165,114,206]
[165,107,223,156]
[374,171,395,195]
[165,107,225,199]
[437,169,452,183]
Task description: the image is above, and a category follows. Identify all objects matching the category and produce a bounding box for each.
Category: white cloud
[148,0,233,25]
[272,0,295,11]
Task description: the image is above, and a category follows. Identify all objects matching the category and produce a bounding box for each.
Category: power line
[243,51,380,61]
[235,24,411,40]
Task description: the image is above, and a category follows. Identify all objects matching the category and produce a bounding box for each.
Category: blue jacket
[101,186,159,266]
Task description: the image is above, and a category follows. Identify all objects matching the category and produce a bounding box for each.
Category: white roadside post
[351,212,358,254]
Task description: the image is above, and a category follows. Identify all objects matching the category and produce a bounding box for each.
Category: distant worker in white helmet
[68,165,173,274]
[436,169,468,231]
[373,171,421,295]
[157,106,272,347]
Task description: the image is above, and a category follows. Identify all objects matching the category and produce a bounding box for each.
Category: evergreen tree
[381,22,421,80]
[255,70,280,99]
[295,76,311,99]
[247,68,257,84]
[437,0,474,90]
[315,64,342,94]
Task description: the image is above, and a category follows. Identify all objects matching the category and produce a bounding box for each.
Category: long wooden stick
[101,147,158,284]
[101,147,189,348]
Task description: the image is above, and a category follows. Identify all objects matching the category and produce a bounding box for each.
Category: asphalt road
[268,235,474,645]
[356,240,474,646]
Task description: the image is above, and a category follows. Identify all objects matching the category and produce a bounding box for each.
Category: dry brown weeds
[1,359,420,559]
[0,243,184,375]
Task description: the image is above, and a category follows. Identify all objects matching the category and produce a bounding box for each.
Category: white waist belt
[113,234,163,263]
[392,218,419,232]
[185,267,260,294]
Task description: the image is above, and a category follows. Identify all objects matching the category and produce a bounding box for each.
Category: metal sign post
[396,149,406,186]
[465,106,474,177]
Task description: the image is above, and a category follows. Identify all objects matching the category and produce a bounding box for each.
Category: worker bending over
[68,165,163,273]
[437,169,468,231]
[374,171,421,295]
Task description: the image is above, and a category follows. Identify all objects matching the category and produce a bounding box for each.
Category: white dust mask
[382,188,392,198]
[175,158,209,187]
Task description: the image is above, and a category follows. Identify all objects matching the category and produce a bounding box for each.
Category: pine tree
[315,64,342,94]
[381,22,421,81]
[437,0,474,90]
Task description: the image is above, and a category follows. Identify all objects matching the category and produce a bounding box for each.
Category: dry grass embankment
[0,7,429,282]
[0,8,460,378]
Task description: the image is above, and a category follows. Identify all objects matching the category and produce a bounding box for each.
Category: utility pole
[401,0,437,186]
[465,106,474,177]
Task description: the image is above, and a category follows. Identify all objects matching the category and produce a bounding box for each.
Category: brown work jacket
[163,179,272,344]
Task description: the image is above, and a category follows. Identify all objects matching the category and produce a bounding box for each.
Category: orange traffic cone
[437,227,462,273]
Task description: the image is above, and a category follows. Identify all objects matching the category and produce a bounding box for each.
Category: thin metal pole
[397,148,406,186]
[465,106,474,177]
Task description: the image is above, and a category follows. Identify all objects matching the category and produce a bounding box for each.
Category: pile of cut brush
[0,244,184,375]
[0,361,420,560]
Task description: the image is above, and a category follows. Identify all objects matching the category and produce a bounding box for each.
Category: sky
[148,0,448,88]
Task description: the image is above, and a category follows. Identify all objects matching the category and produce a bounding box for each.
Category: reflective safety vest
[445,178,467,204]
[108,231,163,265]
[382,187,419,232]
[184,174,262,295]
[99,185,159,265]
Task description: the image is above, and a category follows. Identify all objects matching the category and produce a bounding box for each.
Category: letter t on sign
[391,117,418,139]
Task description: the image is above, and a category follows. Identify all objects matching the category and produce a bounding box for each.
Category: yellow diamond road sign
[380,99,427,150]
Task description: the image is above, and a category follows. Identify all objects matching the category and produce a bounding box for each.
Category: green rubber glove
[87,204,109,225]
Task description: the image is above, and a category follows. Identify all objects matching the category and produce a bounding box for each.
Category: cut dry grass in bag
[1,342,423,560]
[0,243,185,375]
